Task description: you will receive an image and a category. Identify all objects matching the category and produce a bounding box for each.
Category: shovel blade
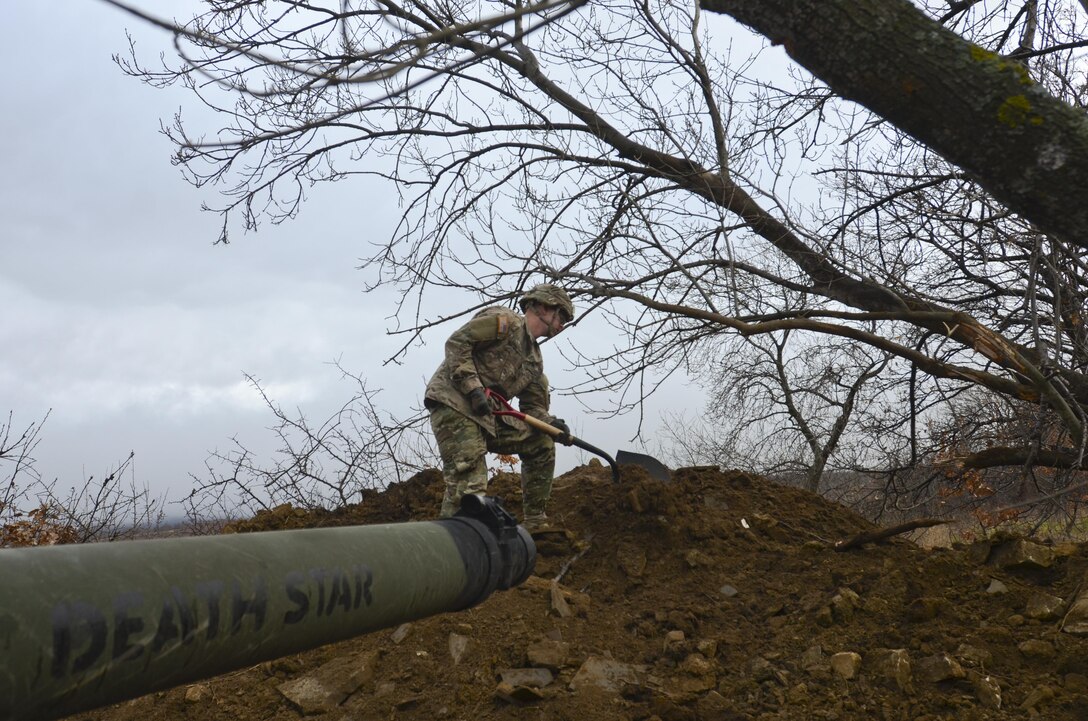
[616,450,672,482]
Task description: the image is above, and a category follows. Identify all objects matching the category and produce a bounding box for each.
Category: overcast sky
[2,1,692,512]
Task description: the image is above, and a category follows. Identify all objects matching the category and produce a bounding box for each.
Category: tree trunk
[701,0,1088,249]
[805,455,826,494]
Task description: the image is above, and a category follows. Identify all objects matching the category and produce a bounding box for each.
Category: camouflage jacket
[424,307,551,435]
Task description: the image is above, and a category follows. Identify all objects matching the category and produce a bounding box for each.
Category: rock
[261,656,302,676]
[830,588,861,622]
[680,653,713,676]
[1025,591,1064,620]
[1053,542,1080,560]
[666,609,696,635]
[569,655,644,693]
[750,513,778,530]
[684,549,712,568]
[664,629,686,650]
[395,696,422,710]
[449,632,470,665]
[800,645,825,673]
[526,638,570,670]
[617,544,647,578]
[1065,673,1088,693]
[985,579,1008,594]
[768,614,789,630]
[661,673,716,698]
[914,653,965,683]
[869,648,912,692]
[550,582,573,618]
[981,625,1014,643]
[1063,583,1088,635]
[719,584,739,598]
[839,586,861,604]
[955,643,992,668]
[966,539,993,565]
[829,652,862,680]
[906,596,943,621]
[390,623,411,644]
[278,652,376,714]
[694,690,731,716]
[282,678,345,717]
[498,667,555,688]
[1020,685,1055,712]
[968,671,1002,709]
[1017,639,1056,658]
[750,656,780,683]
[183,684,211,703]
[989,537,1055,569]
[696,639,718,658]
[657,654,718,701]
[495,681,546,703]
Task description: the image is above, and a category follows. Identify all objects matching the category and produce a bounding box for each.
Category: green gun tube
[0,497,534,721]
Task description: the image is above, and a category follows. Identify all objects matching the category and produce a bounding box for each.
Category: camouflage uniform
[425,305,561,518]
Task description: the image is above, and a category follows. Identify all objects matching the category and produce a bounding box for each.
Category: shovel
[486,389,620,483]
[616,450,672,482]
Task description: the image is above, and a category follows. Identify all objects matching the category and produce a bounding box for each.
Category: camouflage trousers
[428,403,555,518]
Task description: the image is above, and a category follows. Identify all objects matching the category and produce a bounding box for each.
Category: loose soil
[74,462,1088,720]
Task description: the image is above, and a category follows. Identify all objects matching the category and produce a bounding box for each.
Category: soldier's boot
[522,508,571,558]
[521,511,550,534]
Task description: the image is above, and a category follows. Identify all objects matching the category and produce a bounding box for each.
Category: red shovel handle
[484,389,565,437]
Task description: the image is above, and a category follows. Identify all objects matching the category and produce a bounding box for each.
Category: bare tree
[685,330,892,492]
[1,411,166,546]
[33,452,167,543]
[1,410,46,524]
[105,0,1088,500]
[183,369,438,528]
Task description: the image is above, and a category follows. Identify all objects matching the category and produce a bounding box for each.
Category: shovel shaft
[519,413,564,437]
[569,436,621,484]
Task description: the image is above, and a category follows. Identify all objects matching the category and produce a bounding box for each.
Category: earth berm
[73,463,1088,720]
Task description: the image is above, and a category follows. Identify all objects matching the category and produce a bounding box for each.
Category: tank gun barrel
[0,495,534,721]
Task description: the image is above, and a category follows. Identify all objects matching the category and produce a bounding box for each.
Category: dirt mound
[75,462,1088,720]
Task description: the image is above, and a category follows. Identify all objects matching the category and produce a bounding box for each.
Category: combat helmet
[519,283,575,322]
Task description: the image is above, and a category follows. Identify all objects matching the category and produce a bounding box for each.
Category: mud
[72,462,1088,720]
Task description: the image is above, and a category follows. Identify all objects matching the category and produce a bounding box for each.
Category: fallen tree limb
[834,518,947,551]
[554,533,594,584]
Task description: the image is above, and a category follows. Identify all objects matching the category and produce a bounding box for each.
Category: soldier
[424,284,575,531]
